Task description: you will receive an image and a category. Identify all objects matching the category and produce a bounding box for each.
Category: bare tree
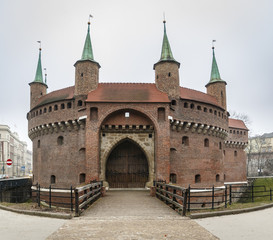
[229,111,251,129]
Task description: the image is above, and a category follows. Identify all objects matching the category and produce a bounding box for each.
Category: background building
[0,124,32,178]
[247,133,273,176]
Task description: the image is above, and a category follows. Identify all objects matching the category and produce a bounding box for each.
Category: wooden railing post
[70,186,73,212]
[75,188,79,217]
[183,188,188,216]
[187,185,191,212]
[270,188,272,201]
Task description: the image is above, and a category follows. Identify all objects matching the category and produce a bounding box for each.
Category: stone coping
[0,204,73,219]
[189,202,273,219]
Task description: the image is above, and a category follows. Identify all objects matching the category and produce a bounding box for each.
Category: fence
[229,184,273,203]
[75,181,103,216]
[32,181,103,216]
[154,181,188,216]
[187,185,227,211]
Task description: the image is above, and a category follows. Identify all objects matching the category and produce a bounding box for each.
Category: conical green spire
[160,21,175,61]
[154,20,180,69]
[33,48,44,83]
[207,47,226,85]
[81,22,94,60]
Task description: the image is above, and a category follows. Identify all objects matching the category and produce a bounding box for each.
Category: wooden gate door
[106,141,149,188]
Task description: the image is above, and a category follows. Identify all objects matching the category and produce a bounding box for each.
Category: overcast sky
[1,0,273,149]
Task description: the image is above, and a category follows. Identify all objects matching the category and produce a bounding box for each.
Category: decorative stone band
[101,124,154,133]
[28,118,86,140]
[224,140,248,149]
[170,119,228,140]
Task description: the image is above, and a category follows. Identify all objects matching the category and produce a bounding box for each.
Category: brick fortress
[28,20,248,189]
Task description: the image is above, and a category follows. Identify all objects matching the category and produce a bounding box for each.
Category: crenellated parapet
[169,118,228,139]
[28,118,86,140]
[224,140,248,149]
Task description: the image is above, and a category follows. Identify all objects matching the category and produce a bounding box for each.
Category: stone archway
[106,139,149,188]
[99,109,155,188]
[100,134,154,188]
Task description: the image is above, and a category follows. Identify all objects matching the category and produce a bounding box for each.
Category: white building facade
[0,124,32,178]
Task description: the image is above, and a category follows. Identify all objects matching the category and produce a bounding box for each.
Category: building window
[204,107,207,112]
[209,109,213,113]
[168,72,171,77]
[54,105,58,111]
[224,174,226,181]
[184,102,188,108]
[125,112,130,117]
[230,130,232,133]
[182,136,189,146]
[214,110,217,115]
[49,106,52,112]
[44,108,47,113]
[195,174,201,183]
[190,103,194,109]
[157,108,165,121]
[61,103,65,109]
[170,173,177,183]
[204,138,209,147]
[197,106,201,110]
[81,73,83,77]
[219,142,222,150]
[90,107,98,120]
[223,150,225,155]
[57,136,64,146]
[216,174,220,182]
[171,100,177,106]
[67,102,72,108]
[40,109,42,115]
[234,150,237,157]
[37,140,40,148]
[51,175,56,184]
[79,173,86,183]
[77,100,83,106]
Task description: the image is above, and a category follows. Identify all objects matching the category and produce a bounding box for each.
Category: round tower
[29,48,48,109]
[206,46,227,110]
[74,21,100,97]
[154,20,180,99]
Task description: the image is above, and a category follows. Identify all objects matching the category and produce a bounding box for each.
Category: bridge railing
[32,181,103,216]
[154,181,188,216]
[75,181,103,216]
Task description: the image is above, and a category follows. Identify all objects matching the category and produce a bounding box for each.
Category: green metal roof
[207,47,226,86]
[33,49,44,83]
[81,22,94,60]
[154,21,180,68]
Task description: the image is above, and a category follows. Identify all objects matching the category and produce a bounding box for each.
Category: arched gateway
[106,140,149,188]
[99,109,155,188]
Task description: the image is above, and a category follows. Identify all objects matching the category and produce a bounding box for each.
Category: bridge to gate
[48,190,217,240]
